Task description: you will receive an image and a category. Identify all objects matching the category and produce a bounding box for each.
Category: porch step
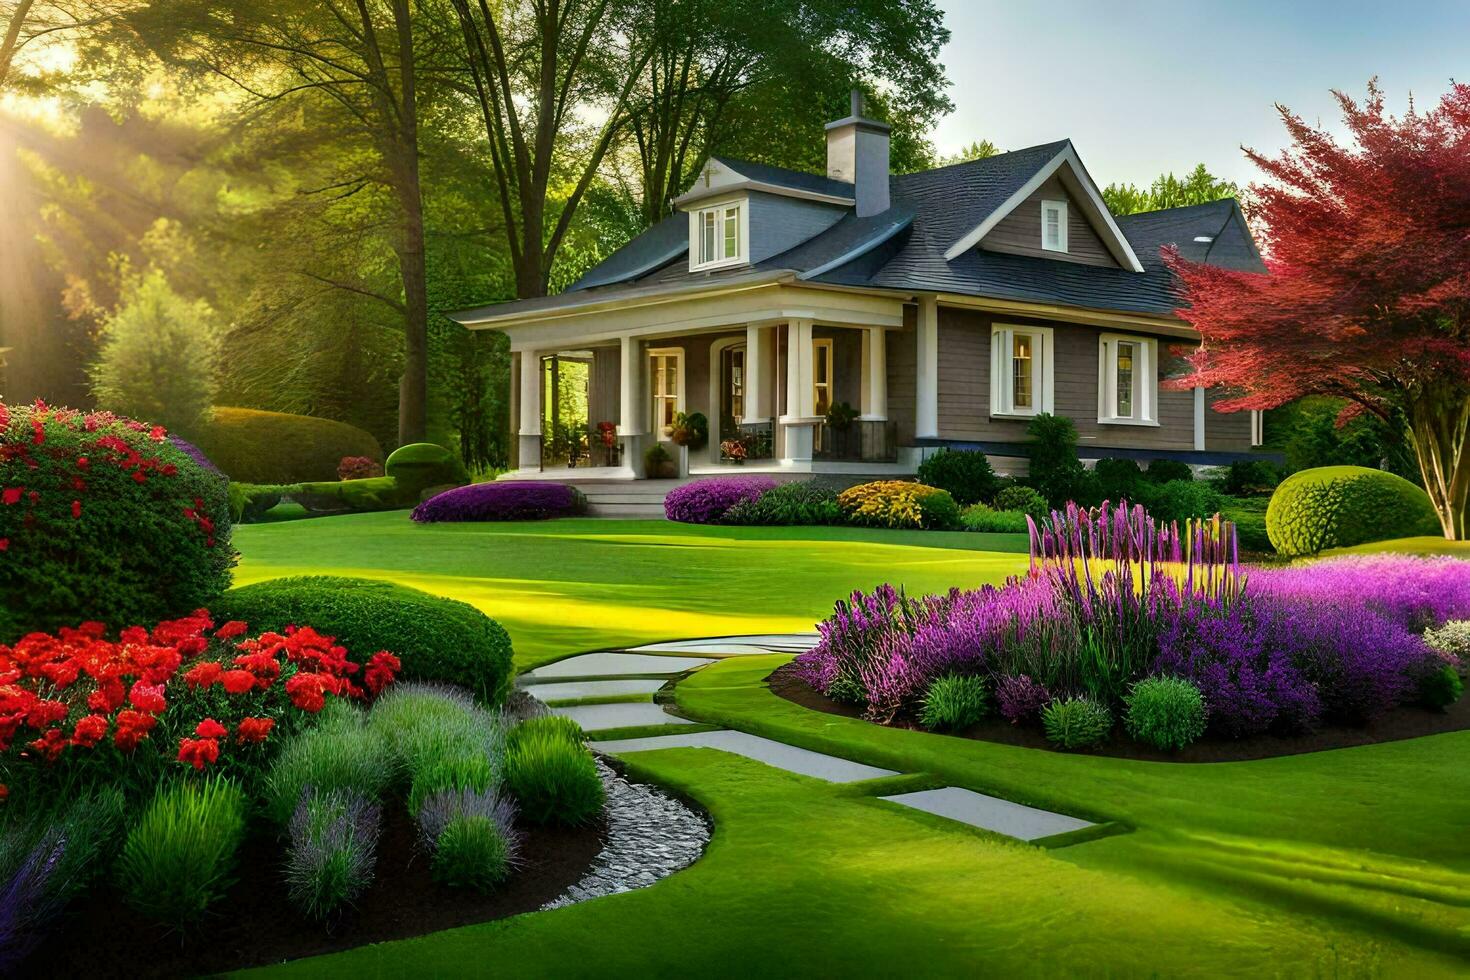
[574,481,673,519]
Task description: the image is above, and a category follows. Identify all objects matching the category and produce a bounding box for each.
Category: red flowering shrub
[337,455,383,481]
[0,402,233,642]
[0,609,399,800]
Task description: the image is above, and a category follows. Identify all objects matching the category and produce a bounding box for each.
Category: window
[728,345,745,421]
[648,348,683,437]
[1041,199,1068,252]
[812,338,834,416]
[990,325,1054,417]
[690,201,745,270]
[1098,333,1158,425]
[1250,410,1264,447]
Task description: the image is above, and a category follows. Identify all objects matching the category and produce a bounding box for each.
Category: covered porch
[499,279,908,480]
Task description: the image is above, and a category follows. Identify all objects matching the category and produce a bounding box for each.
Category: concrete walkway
[522,635,1096,844]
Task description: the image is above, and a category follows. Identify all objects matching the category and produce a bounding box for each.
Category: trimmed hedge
[229,477,409,523]
[1266,465,1440,557]
[386,443,470,500]
[191,407,382,484]
[916,449,998,507]
[211,576,515,706]
[722,480,841,526]
[412,482,586,523]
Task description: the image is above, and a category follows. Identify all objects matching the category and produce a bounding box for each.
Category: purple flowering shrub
[663,476,777,524]
[996,675,1051,724]
[412,481,587,523]
[1251,556,1470,632]
[168,434,224,479]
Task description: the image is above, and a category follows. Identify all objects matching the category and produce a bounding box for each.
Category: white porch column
[916,296,939,438]
[780,318,817,462]
[517,349,543,470]
[617,335,646,476]
[743,323,769,424]
[859,326,888,420]
[1193,387,1206,451]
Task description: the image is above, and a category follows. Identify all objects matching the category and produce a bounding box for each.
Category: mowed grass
[232,514,1470,976]
[1323,535,1470,558]
[232,513,1029,670]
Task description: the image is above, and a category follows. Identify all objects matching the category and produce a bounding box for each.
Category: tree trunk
[1406,383,1469,540]
[391,0,428,446]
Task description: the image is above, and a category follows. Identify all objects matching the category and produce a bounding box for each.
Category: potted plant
[595,420,620,466]
[669,411,708,451]
[644,442,677,478]
[720,438,748,464]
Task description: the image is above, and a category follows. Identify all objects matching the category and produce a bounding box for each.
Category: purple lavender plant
[417,785,520,854]
[0,835,65,972]
[663,476,777,524]
[285,788,383,920]
[1251,555,1470,632]
[996,675,1051,725]
[168,434,225,479]
[412,481,587,522]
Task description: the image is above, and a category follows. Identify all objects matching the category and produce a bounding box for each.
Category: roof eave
[673,179,854,209]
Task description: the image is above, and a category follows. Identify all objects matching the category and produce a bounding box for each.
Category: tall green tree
[936,139,1000,167]
[0,0,117,91]
[1102,163,1240,216]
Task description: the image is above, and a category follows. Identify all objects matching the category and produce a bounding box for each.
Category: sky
[930,0,1469,189]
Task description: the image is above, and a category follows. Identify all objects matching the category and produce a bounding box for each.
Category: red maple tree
[1167,81,1470,539]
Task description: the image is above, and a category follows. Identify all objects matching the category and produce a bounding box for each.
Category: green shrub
[917,449,999,507]
[837,481,960,530]
[1143,459,1194,484]
[643,442,674,478]
[722,480,842,526]
[263,704,394,825]
[993,484,1049,521]
[1213,459,1280,496]
[213,576,515,705]
[430,815,514,892]
[1148,480,1224,525]
[1026,414,1087,508]
[407,753,496,816]
[960,504,1030,533]
[1041,696,1112,750]
[505,719,604,826]
[0,402,233,642]
[507,713,586,749]
[370,683,505,808]
[1265,465,1441,557]
[385,443,470,499]
[284,788,381,920]
[191,406,382,484]
[1419,664,1464,711]
[291,476,408,514]
[1124,677,1208,750]
[1423,620,1470,660]
[918,675,990,731]
[229,482,288,523]
[1220,496,1272,553]
[116,777,247,927]
[1093,457,1144,500]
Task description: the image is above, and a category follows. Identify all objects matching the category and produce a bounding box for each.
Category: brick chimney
[825,89,891,217]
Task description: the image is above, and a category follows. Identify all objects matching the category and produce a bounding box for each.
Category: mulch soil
[26,805,606,979]
[767,662,1470,763]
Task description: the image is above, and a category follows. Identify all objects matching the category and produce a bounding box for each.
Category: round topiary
[189,406,382,484]
[0,402,233,641]
[385,443,471,499]
[993,484,1049,522]
[210,576,514,706]
[916,449,999,507]
[1124,676,1208,751]
[1265,465,1441,557]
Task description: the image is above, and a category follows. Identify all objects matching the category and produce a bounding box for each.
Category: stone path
[524,635,1098,846]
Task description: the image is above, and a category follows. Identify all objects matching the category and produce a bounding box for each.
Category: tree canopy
[1102,163,1239,216]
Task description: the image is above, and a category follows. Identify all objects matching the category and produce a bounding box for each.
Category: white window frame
[989,324,1054,418]
[812,338,834,417]
[1250,409,1264,447]
[648,347,685,438]
[688,198,748,271]
[1041,199,1069,253]
[1097,333,1159,426]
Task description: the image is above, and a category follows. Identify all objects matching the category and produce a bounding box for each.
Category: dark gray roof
[712,157,854,200]
[453,141,1266,324]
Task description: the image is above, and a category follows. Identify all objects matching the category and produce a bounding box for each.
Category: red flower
[128,681,167,714]
[0,785,8,803]
[161,464,177,477]
[28,728,66,762]
[132,470,146,484]
[364,651,400,695]
[0,539,8,552]
[183,661,222,688]
[236,716,274,744]
[26,698,68,729]
[87,677,125,713]
[71,714,108,747]
[76,456,89,469]
[149,425,166,441]
[2,488,20,505]
[71,500,81,519]
[194,717,227,739]
[177,737,219,770]
[220,669,257,695]
[113,710,157,751]
[214,620,248,640]
[285,672,331,713]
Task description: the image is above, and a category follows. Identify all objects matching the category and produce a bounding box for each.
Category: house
[452,93,1267,480]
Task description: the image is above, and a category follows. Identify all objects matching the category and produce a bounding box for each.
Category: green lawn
[1323,535,1470,558]
[232,513,1470,976]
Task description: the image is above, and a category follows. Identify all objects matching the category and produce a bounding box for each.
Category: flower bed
[412,481,586,523]
[663,476,776,524]
[792,501,1468,754]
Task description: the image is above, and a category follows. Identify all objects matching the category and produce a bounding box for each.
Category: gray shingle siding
[747,192,847,264]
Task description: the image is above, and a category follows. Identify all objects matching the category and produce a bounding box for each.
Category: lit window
[1098,334,1158,424]
[649,348,683,437]
[691,201,745,269]
[1041,199,1068,252]
[1250,410,1264,447]
[729,346,745,420]
[990,325,1052,416]
[813,339,834,416]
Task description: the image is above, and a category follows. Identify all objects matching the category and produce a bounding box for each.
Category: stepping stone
[522,652,714,681]
[631,633,819,655]
[591,730,896,784]
[880,787,1094,842]
[550,702,687,731]
[520,678,667,701]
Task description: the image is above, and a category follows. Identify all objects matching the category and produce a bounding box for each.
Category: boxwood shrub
[1124,676,1208,751]
[0,403,233,641]
[211,576,515,706]
[189,406,382,484]
[1041,696,1112,749]
[721,480,841,526]
[1265,465,1440,557]
[412,481,586,523]
[385,443,470,500]
[993,484,1049,522]
[916,449,998,506]
[959,503,1030,533]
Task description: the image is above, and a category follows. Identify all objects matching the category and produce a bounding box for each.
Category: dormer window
[690,200,746,271]
[1041,200,1068,252]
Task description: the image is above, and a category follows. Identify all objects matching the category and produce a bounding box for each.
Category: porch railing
[814,419,897,463]
[722,421,774,461]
